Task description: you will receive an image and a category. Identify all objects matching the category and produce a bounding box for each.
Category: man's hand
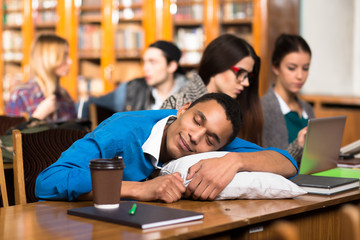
[32,94,57,120]
[122,173,186,203]
[184,155,238,200]
[183,150,297,201]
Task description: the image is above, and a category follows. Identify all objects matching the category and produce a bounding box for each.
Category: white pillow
[160,151,306,200]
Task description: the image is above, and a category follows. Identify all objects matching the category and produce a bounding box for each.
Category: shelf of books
[77,0,147,101]
[1,0,23,113]
[34,0,57,32]
[77,0,103,100]
[173,0,205,69]
[0,0,299,112]
[0,0,60,112]
[219,0,253,45]
[113,0,144,84]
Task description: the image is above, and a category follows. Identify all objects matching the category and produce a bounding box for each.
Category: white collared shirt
[274,91,308,119]
[142,115,176,169]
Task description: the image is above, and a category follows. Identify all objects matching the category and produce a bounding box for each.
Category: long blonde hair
[30,34,69,97]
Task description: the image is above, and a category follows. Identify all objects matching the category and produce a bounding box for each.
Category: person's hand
[32,94,57,120]
[136,173,185,203]
[184,154,238,200]
[296,127,308,147]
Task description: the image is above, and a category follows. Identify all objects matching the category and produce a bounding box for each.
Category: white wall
[300,0,360,96]
[353,0,360,94]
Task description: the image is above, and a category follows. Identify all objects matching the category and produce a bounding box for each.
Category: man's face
[142,47,171,87]
[165,100,233,160]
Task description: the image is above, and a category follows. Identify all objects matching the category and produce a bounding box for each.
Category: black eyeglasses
[231,66,254,83]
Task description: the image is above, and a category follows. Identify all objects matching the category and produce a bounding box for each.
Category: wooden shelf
[221,18,252,24]
[34,22,56,28]
[79,16,102,23]
[176,1,204,6]
[78,50,101,60]
[173,20,203,26]
[2,24,22,29]
[220,0,252,3]
[118,3,142,9]
[115,50,142,59]
[3,60,22,64]
[118,17,142,22]
[3,7,22,12]
[80,5,101,11]
[35,7,56,12]
[180,63,199,69]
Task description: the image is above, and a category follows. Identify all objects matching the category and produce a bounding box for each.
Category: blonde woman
[5,34,76,122]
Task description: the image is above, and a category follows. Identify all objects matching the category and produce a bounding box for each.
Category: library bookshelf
[0,0,298,113]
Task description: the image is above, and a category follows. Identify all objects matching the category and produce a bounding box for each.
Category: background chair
[340,204,360,240]
[0,115,28,136]
[0,149,9,207]
[89,103,115,131]
[12,128,88,205]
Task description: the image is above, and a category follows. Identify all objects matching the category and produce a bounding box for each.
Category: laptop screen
[299,116,346,175]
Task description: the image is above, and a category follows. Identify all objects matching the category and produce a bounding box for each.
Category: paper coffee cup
[89,156,125,209]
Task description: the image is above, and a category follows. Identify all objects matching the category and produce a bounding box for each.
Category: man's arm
[78,173,186,203]
[184,138,298,200]
[89,82,127,112]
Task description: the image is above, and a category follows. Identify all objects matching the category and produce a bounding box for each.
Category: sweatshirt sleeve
[222,137,299,176]
[35,124,124,201]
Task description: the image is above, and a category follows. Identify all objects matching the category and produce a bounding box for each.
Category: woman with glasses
[162,33,263,145]
[262,33,314,164]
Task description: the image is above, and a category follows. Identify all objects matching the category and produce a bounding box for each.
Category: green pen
[129,203,137,215]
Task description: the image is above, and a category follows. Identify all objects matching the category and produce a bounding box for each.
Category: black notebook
[67,201,204,229]
[291,174,359,195]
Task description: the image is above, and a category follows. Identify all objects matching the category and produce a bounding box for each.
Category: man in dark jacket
[78,40,188,119]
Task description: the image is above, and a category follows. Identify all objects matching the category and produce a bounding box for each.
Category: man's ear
[177,102,191,118]
[167,61,178,74]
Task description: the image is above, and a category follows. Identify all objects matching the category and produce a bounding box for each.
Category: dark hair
[197,34,263,145]
[149,40,184,74]
[272,34,312,68]
[189,93,242,145]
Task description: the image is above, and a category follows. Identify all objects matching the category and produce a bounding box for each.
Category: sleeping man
[35,93,298,203]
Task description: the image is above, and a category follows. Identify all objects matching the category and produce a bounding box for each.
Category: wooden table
[1,189,360,240]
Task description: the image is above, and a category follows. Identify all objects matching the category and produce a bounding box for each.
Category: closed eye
[288,67,296,71]
[206,136,214,146]
[193,117,200,126]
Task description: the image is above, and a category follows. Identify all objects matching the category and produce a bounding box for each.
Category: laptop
[298,116,345,174]
[295,115,360,179]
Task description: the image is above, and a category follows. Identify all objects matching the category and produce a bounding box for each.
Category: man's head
[163,93,243,161]
[143,40,182,88]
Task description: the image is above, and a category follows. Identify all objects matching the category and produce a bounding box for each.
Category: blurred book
[337,158,360,168]
[340,139,360,157]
